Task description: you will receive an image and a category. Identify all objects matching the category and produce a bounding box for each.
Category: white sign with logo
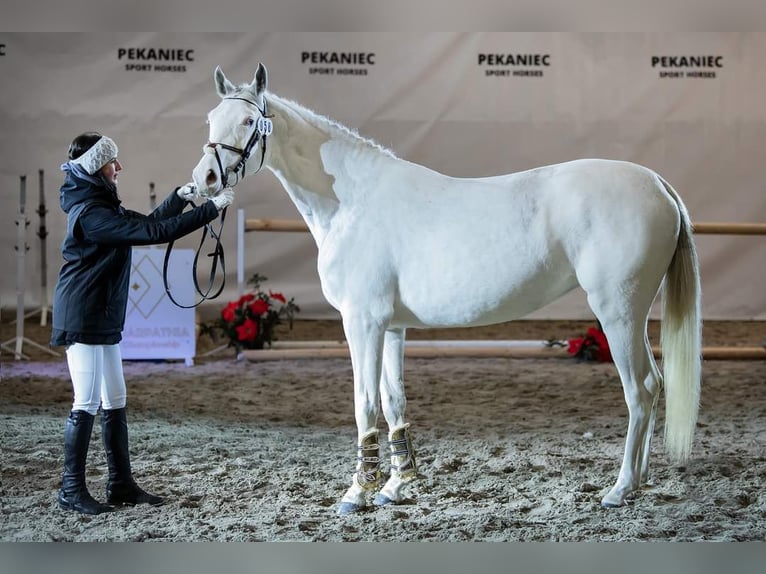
[120,248,196,365]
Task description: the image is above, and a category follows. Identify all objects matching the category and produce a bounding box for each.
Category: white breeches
[66,343,127,415]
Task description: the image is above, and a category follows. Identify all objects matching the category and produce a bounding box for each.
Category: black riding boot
[58,410,115,515]
[101,407,164,506]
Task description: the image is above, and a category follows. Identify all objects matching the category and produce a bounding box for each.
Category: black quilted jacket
[51,173,218,346]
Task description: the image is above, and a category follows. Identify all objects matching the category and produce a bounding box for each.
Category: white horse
[192,64,702,515]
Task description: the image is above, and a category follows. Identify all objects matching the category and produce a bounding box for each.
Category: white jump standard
[2,174,60,360]
[193,64,702,514]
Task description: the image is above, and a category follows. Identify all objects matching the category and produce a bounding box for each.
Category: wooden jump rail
[241,343,766,362]
[245,218,766,236]
[691,222,766,235]
[237,211,766,361]
[245,218,309,232]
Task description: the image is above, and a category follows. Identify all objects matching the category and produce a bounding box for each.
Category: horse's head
[192,63,273,197]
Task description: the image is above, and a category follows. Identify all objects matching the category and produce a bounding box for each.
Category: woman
[51,132,234,515]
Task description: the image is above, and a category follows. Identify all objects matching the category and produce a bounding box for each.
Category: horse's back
[382,157,680,266]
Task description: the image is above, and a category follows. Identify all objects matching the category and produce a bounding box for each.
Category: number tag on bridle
[257,117,273,136]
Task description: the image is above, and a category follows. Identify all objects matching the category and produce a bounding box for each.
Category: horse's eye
[246,118,254,126]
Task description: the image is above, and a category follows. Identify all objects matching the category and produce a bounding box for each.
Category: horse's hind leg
[640,332,663,485]
[374,328,418,507]
[590,298,662,508]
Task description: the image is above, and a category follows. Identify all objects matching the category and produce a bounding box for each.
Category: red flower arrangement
[202,273,300,353]
[566,323,612,363]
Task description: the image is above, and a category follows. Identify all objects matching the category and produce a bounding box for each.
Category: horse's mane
[234,85,397,159]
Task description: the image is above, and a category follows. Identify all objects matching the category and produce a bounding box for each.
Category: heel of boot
[107,482,165,506]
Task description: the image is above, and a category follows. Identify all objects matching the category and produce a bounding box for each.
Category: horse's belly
[391,266,578,329]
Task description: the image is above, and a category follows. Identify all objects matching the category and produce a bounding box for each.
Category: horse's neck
[263,95,392,243]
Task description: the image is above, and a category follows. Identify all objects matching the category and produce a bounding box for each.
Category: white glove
[176,183,198,202]
[210,188,235,211]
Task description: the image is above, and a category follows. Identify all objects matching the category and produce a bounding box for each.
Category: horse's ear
[253,63,268,96]
[214,66,235,98]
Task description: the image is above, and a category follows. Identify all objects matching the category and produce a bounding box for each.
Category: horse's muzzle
[192,156,222,198]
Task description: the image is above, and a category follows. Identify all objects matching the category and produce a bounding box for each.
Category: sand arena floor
[1,318,764,541]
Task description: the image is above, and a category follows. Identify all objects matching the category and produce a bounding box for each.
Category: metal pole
[37,169,49,326]
[149,181,157,210]
[14,176,27,357]
[237,208,245,297]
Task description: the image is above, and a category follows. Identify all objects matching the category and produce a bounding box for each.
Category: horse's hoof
[600,494,627,508]
[336,502,364,516]
[373,493,394,507]
[600,487,629,508]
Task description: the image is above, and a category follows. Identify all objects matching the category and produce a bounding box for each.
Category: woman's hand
[210,188,235,211]
[176,183,198,202]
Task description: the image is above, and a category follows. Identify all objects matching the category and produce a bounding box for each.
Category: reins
[162,201,228,309]
[162,95,271,308]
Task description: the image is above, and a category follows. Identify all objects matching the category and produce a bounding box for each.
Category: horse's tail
[658,176,702,463]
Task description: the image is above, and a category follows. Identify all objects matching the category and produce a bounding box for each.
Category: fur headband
[71,136,119,175]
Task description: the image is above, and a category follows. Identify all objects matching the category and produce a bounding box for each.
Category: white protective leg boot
[337,428,381,515]
[374,423,417,506]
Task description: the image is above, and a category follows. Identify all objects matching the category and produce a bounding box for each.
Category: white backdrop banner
[0,33,764,320]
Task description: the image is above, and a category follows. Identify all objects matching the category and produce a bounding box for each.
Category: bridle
[206,95,273,188]
[163,95,273,309]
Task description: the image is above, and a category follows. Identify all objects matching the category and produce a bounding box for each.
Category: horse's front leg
[336,310,388,516]
[374,328,418,507]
